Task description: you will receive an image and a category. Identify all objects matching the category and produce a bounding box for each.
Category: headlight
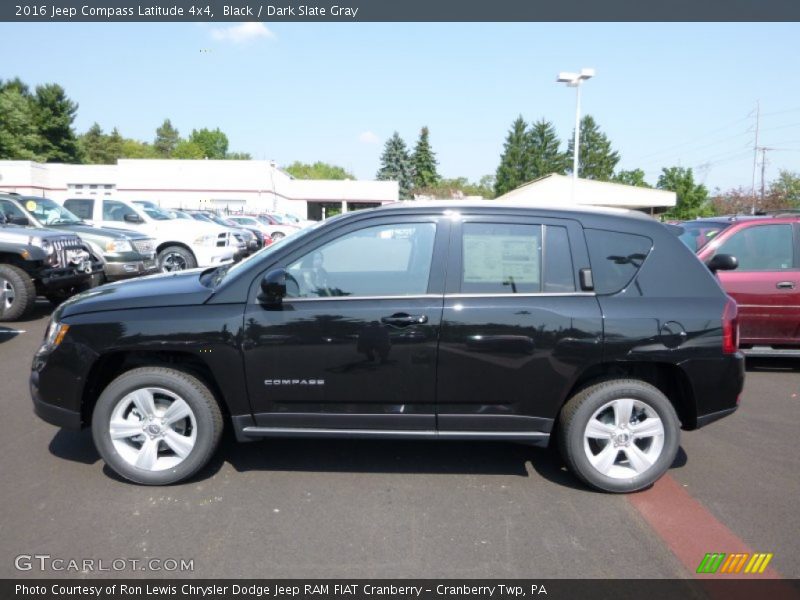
[105,240,133,252]
[194,234,216,247]
[43,319,70,350]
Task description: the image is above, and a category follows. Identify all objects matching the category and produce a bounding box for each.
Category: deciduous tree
[658,166,713,219]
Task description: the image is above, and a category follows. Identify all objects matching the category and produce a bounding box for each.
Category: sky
[1,22,799,192]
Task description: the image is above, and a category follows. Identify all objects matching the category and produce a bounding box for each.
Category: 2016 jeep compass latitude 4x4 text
[30,203,744,492]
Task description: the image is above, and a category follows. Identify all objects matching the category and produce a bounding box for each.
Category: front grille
[50,237,86,269]
[132,239,155,256]
[217,232,229,247]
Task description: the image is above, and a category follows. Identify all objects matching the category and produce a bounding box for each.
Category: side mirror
[706,253,738,273]
[124,213,143,223]
[259,268,287,306]
[8,215,29,226]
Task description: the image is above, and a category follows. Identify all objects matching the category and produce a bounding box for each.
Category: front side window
[716,224,795,271]
[0,199,28,222]
[103,200,138,222]
[286,222,437,298]
[64,199,93,219]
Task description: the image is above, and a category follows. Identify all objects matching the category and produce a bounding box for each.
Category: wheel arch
[81,350,231,427]
[155,242,196,260]
[561,361,698,430]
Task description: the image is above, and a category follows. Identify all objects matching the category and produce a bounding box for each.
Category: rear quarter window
[585,229,653,294]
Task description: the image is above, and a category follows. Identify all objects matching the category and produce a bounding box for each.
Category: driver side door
[242,215,449,431]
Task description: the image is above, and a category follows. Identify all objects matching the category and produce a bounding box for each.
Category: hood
[58,269,213,318]
[50,223,150,241]
[153,218,224,235]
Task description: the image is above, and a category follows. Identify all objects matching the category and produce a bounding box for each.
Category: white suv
[63,198,236,271]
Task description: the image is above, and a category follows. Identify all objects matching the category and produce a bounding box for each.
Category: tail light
[722,297,739,354]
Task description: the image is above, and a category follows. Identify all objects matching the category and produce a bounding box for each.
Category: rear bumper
[696,406,738,428]
[686,352,745,429]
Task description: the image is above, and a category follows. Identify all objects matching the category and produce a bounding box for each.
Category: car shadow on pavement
[746,357,800,371]
[47,425,689,490]
[0,326,23,344]
[49,428,100,465]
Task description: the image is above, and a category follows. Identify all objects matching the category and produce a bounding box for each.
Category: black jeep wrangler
[0,214,101,321]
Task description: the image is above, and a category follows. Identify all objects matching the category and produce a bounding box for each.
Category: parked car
[31,202,743,492]
[170,210,270,252]
[63,198,236,272]
[685,215,800,354]
[228,215,297,241]
[0,215,101,320]
[0,195,158,285]
[180,210,250,259]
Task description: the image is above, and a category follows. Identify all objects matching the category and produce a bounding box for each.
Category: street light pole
[557,68,595,201]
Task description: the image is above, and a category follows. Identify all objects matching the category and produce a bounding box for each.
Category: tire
[558,379,680,493]
[91,367,223,485]
[158,246,197,272]
[0,264,36,321]
[271,232,285,241]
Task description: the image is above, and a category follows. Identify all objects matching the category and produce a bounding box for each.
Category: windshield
[205,218,334,288]
[24,197,83,225]
[139,206,173,221]
[677,222,729,252]
[191,213,214,223]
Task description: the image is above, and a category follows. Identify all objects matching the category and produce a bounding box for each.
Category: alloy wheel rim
[161,252,187,272]
[583,398,665,480]
[0,279,14,310]
[109,387,197,472]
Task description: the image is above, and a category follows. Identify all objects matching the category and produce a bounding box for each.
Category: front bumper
[30,369,82,429]
[193,245,236,268]
[39,264,102,290]
[104,258,159,281]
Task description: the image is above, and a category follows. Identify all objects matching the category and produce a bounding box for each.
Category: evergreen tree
[658,166,712,219]
[79,123,116,164]
[376,132,415,199]
[32,84,80,163]
[0,86,44,161]
[567,115,620,181]
[494,116,530,196]
[411,126,439,190]
[526,119,568,180]
[154,119,180,157]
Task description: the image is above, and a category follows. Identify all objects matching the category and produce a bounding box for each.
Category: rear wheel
[92,367,223,485]
[558,379,680,493]
[0,264,36,321]
[271,232,285,241]
[158,246,196,272]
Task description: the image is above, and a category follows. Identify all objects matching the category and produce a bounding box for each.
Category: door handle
[380,313,428,327]
[776,281,796,289]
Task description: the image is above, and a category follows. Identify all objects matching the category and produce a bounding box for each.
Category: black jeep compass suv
[31,203,744,492]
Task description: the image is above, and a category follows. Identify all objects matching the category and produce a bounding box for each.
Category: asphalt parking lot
[1,303,798,580]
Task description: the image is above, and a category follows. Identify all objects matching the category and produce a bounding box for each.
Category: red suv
[680,215,800,354]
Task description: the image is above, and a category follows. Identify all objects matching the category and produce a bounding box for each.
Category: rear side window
[716,224,795,271]
[460,223,576,294]
[64,199,93,219]
[585,229,653,294]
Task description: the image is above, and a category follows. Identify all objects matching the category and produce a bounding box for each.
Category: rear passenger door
[714,222,800,345]
[436,215,603,434]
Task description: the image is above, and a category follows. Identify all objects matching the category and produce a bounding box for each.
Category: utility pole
[751,101,760,214]
[759,146,772,205]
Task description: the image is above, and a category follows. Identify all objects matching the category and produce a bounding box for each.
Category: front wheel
[158,246,197,272]
[270,232,285,241]
[91,367,223,485]
[558,379,680,493]
[0,264,36,321]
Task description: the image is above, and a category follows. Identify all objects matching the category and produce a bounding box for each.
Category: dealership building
[0,159,399,220]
